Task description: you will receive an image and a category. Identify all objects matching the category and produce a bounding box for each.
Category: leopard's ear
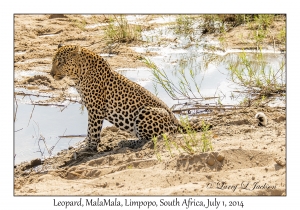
[72,45,82,56]
[58,43,64,49]
[76,45,82,54]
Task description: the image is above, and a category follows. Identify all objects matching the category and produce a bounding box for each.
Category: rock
[216,153,225,162]
[30,158,42,167]
[206,175,212,179]
[274,115,286,123]
[206,154,215,166]
[274,157,286,166]
[49,14,67,19]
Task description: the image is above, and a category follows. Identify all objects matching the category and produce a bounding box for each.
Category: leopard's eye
[57,60,64,67]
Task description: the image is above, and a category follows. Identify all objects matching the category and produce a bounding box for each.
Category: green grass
[277,28,286,45]
[251,14,275,30]
[227,50,286,97]
[127,164,134,169]
[151,117,213,160]
[143,57,202,100]
[172,14,285,51]
[104,15,142,44]
[201,15,247,34]
[146,14,285,102]
[199,120,213,152]
[152,136,162,161]
[68,16,87,31]
[178,116,213,154]
[173,15,198,36]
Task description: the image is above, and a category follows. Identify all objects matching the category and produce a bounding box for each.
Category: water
[133,23,285,106]
[85,23,109,29]
[38,34,58,37]
[14,96,87,164]
[15,51,26,55]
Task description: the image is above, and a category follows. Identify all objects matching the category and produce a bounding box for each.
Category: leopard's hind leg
[118,107,178,149]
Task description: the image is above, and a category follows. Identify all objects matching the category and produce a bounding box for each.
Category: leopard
[50,45,187,151]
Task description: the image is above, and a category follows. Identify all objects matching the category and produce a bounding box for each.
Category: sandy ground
[14,107,286,196]
[14,15,286,196]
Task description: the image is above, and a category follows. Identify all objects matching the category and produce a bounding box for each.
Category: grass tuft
[227,50,286,97]
[151,116,213,161]
[104,15,142,44]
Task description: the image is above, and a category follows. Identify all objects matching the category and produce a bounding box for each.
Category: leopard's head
[50,45,82,81]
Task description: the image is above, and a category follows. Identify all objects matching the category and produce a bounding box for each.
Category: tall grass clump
[143,57,203,100]
[104,15,142,43]
[173,15,198,36]
[152,136,162,161]
[68,16,87,31]
[151,116,213,161]
[277,28,286,46]
[227,50,286,97]
[199,120,213,152]
[201,14,248,34]
[200,14,286,50]
[201,14,281,34]
[178,116,213,154]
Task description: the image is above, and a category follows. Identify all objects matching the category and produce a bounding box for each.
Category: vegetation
[173,15,200,36]
[68,16,87,31]
[152,135,162,161]
[104,15,142,43]
[177,116,213,153]
[152,117,213,161]
[227,50,286,98]
[200,14,283,33]
[143,57,203,100]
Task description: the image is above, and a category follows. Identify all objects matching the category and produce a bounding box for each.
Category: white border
[3,1,298,209]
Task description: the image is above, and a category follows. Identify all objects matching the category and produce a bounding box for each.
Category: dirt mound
[49,14,68,19]
[23,75,51,86]
[97,126,137,152]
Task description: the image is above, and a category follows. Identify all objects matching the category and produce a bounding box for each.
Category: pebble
[274,157,286,166]
[30,158,42,167]
[206,155,215,166]
[216,153,225,162]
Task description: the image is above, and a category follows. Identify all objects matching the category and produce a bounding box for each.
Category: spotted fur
[51,45,181,150]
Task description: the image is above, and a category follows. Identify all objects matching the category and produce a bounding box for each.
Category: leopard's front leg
[76,80,106,152]
[84,108,105,151]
